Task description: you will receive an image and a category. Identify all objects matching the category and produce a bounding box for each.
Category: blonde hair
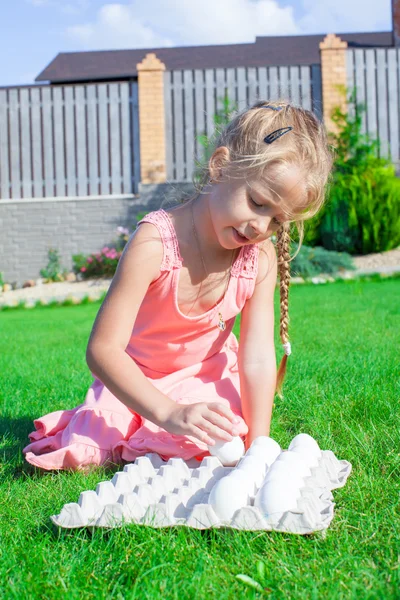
[190,100,334,396]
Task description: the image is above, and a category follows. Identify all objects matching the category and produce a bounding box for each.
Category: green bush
[40,248,68,282]
[290,244,355,278]
[305,90,400,255]
[72,215,148,280]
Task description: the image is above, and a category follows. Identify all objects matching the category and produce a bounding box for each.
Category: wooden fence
[164,64,322,182]
[347,48,400,165]
[0,81,140,200]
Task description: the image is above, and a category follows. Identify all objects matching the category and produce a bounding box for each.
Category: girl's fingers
[204,410,237,436]
[208,402,240,424]
[190,424,215,446]
[199,418,234,443]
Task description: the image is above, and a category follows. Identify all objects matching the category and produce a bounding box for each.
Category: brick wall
[319,34,348,133]
[0,183,195,287]
[137,53,167,184]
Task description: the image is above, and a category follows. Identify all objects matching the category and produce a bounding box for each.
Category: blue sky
[0,0,393,86]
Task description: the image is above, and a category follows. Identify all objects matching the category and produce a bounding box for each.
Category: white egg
[275,451,312,477]
[208,436,245,466]
[246,442,280,467]
[290,446,320,468]
[251,436,281,453]
[254,480,300,516]
[264,468,305,489]
[236,456,266,488]
[208,474,249,521]
[266,460,311,482]
[288,433,321,455]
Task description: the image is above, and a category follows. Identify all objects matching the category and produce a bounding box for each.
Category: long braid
[276,222,291,398]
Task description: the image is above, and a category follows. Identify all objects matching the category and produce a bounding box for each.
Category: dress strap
[231,243,260,279]
[136,210,183,271]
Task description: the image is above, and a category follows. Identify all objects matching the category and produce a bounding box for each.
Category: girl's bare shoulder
[86,222,164,353]
[256,239,278,284]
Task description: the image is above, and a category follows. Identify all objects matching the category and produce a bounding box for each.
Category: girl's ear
[209,146,230,181]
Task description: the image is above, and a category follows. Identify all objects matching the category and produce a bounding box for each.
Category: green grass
[0,279,399,599]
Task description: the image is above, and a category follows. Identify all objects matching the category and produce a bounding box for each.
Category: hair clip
[262,105,284,111]
[264,126,293,144]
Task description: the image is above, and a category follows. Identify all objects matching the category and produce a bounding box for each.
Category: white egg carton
[51,436,352,535]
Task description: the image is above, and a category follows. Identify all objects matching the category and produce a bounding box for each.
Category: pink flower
[81,267,87,272]
[101,247,110,253]
[87,257,93,263]
[117,226,129,236]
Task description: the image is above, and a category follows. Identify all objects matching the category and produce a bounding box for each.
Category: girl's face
[208,163,308,249]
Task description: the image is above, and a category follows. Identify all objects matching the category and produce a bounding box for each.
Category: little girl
[24,101,333,470]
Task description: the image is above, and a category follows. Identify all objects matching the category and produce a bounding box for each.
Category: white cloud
[298,0,391,34]
[65,0,299,50]
[63,0,391,51]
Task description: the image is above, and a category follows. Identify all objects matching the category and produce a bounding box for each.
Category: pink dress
[23,209,260,470]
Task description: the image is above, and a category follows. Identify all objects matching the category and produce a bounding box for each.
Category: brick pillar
[319,34,348,134]
[137,53,167,184]
[393,0,400,46]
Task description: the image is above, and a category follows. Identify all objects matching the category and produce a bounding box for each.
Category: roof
[36,31,393,84]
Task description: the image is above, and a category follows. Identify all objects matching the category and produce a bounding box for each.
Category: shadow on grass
[0,416,122,482]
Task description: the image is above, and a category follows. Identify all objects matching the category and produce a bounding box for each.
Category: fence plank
[52,86,65,196]
[310,64,322,120]
[131,80,140,194]
[355,49,367,133]
[19,88,32,198]
[247,67,258,106]
[183,70,195,182]
[120,82,132,194]
[205,69,215,140]
[376,49,389,158]
[109,83,122,194]
[164,71,174,181]
[365,50,378,141]
[30,87,43,198]
[279,66,290,101]
[194,69,205,167]
[236,67,247,111]
[215,68,226,113]
[64,86,76,196]
[269,66,279,101]
[41,87,54,197]
[0,90,10,199]
[387,49,399,163]
[258,67,268,102]
[8,89,21,199]
[346,50,356,121]
[98,84,110,195]
[300,65,311,110]
[172,71,185,181]
[86,85,99,195]
[289,66,300,104]
[75,85,88,196]
[226,67,237,108]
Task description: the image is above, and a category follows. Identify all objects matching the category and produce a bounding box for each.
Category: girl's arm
[238,240,278,449]
[86,223,238,443]
[86,223,178,425]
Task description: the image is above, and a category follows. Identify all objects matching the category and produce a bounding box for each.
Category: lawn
[0,278,399,599]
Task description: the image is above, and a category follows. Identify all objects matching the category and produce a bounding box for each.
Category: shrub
[40,248,68,282]
[290,244,355,279]
[304,90,400,255]
[72,246,122,280]
[72,215,148,280]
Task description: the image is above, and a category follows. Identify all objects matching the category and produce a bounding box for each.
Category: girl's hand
[163,402,247,446]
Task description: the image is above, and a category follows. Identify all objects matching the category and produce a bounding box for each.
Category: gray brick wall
[0,183,195,287]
